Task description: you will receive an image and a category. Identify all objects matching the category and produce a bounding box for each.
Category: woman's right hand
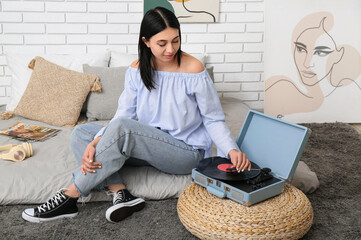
[80,137,102,175]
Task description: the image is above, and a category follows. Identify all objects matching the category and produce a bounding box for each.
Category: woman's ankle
[64,184,81,198]
[108,184,126,193]
[64,190,80,198]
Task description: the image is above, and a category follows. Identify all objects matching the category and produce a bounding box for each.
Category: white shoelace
[112,190,124,205]
[37,191,66,213]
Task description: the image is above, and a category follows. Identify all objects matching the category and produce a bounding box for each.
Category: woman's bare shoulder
[181,53,204,73]
[130,60,139,68]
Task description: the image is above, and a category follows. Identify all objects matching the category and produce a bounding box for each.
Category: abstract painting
[144,0,219,23]
[264,0,361,123]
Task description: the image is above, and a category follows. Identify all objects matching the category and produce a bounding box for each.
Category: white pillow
[109,50,137,67]
[71,166,193,202]
[121,166,192,200]
[109,50,207,67]
[5,52,111,111]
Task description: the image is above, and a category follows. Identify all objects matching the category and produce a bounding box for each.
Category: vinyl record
[196,156,261,181]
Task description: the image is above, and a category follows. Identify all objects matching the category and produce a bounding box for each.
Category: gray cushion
[83,64,127,121]
[206,66,215,82]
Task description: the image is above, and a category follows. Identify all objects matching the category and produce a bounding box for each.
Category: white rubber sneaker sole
[105,198,145,223]
[22,208,78,223]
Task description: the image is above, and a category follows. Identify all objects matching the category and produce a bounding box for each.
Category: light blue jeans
[71,119,204,197]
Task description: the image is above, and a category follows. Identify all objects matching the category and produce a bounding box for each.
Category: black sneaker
[22,190,78,223]
[105,189,145,223]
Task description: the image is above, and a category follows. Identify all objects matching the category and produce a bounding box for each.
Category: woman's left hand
[228,149,251,172]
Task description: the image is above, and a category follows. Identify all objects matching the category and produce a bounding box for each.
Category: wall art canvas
[264,0,361,123]
[144,0,219,23]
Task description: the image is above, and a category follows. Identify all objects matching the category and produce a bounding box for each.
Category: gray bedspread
[0,106,191,205]
[0,97,319,205]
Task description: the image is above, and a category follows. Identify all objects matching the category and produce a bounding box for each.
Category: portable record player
[192,110,311,206]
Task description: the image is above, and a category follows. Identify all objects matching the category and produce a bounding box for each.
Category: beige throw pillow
[14,57,101,127]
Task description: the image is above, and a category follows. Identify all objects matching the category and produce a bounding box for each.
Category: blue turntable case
[192,110,311,206]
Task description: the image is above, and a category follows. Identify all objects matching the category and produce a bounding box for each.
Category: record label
[217,163,233,172]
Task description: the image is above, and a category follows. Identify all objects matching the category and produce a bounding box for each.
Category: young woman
[22,7,251,223]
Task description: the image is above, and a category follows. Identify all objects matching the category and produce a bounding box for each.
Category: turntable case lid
[236,110,311,180]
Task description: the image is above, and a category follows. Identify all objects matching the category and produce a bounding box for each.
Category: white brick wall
[0,0,265,110]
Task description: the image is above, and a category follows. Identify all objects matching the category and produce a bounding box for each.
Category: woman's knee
[71,125,87,144]
[71,123,101,145]
[106,118,137,135]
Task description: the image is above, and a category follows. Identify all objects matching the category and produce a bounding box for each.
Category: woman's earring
[142,37,150,48]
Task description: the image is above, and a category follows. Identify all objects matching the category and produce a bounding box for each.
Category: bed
[0,51,319,205]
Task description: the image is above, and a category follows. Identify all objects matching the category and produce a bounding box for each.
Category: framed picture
[143,0,219,23]
[264,0,361,123]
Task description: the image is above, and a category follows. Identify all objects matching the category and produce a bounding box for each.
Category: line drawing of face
[293,18,343,87]
[265,11,361,119]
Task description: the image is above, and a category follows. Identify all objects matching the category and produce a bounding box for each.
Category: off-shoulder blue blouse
[95,67,239,158]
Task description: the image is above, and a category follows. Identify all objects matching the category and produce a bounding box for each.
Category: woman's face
[143,27,180,65]
[294,28,337,86]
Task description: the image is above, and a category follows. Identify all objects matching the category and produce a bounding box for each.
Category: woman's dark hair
[138,7,182,91]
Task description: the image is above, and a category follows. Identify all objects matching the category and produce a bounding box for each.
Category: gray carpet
[1,123,361,240]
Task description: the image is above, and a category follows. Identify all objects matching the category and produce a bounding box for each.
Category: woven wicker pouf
[177,183,313,240]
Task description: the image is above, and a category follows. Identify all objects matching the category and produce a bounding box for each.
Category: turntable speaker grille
[231,190,243,202]
[194,173,206,185]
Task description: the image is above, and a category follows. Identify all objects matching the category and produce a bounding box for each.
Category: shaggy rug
[0,123,360,239]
